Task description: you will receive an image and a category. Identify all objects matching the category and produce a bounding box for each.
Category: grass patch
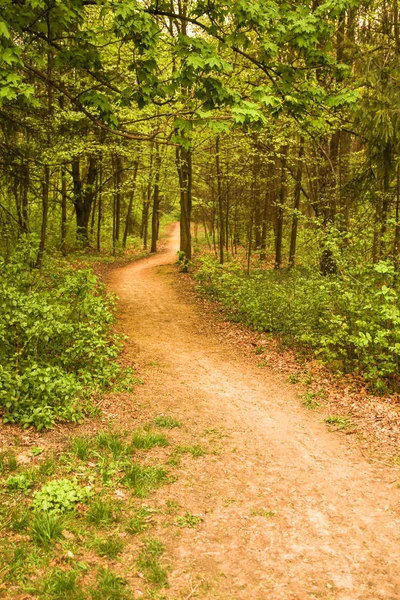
[122,463,168,497]
[86,497,120,526]
[125,505,155,534]
[175,445,205,457]
[175,511,203,528]
[250,508,275,518]
[324,415,353,430]
[90,567,129,600]
[137,539,168,588]
[30,512,65,547]
[93,536,124,559]
[71,436,92,461]
[96,430,130,460]
[131,429,169,450]
[43,567,85,600]
[153,415,182,429]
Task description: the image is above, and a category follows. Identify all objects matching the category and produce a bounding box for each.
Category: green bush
[194,255,400,390]
[0,236,122,429]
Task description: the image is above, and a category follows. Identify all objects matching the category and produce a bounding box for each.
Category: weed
[250,509,275,518]
[44,567,84,599]
[87,497,119,526]
[300,389,325,410]
[165,500,180,515]
[6,470,36,493]
[126,506,154,534]
[137,538,168,588]
[7,451,18,471]
[94,453,118,484]
[90,567,129,600]
[33,478,91,514]
[287,373,300,384]
[175,511,203,528]
[176,445,205,457]
[39,453,56,476]
[254,345,264,355]
[96,430,129,460]
[122,463,168,497]
[324,415,353,429]
[131,429,169,450]
[71,436,92,461]
[93,536,124,559]
[153,415,182,429]
[168,453,181,467]
[31,446,44,457]
[9,506,30,532]
[30,512,64,546]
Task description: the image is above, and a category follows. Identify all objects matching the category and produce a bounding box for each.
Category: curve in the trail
[109,224,400,600]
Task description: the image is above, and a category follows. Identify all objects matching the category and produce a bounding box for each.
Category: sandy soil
[107,223,400,600]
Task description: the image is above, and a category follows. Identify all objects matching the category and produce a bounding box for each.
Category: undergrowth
[194,255,400,392]
[0,235,125,429]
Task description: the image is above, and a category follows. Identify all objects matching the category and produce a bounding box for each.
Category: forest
[1,0,400,429]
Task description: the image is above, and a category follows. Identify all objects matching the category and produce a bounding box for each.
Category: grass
[137,539,168,588]
[175,445,205,457]
[122,463,169,497]
[87,497,120,526]
[153,415,182,429]
[175,511,203,528]
[71,436,92,461]
[250,509,275,518]
[324,415,353,430]
[131,429,169,450]
[300,389,325,410]
[92,536,124,559]
[126,506,155,534]
[0,413,213,598]
[90,567,129,600]
[96,429,130,460]
[30,512,64,547]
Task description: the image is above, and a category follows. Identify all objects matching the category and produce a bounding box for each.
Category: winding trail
[109,224,400,600]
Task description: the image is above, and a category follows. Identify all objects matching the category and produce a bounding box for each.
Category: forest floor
[2,223,400,600]
[105,223,400,600]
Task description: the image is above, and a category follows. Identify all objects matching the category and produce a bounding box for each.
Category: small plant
[126,506,154,534]
[44,567,84,600]
[175,511,203,528]
[250,509,275,518]
[6,471,36,493]
[176,445,205,457]
[254,345,264,355]
[93,536,124,559]
[153,415,182,429]
[31,446,44,456]
[122,463,168,498]
[30,512,64,547]
[9,506,30,532]
[39,453,56,476]
[165,500,180,515]
[87,497,119,526]
[287,373,300,384]
[71,436,92,461]
[300,389,325,410]
[324,415,353,430]
[6,451,18,471]
[96,430,129,460]
[131,430,169,450]
[32,478,91,514]
[90,567,129,600]
[137,538,168,588]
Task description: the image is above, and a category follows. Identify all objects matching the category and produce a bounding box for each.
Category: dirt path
[108,224,400,600]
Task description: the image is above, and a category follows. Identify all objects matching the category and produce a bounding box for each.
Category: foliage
[32,478,91,514]
[0,236,122,429]
[194,255,400,390]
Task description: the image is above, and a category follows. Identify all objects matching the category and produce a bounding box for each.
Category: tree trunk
[274,146,288,269]
[151,148,161,253]
[176,144,192,266]
[215,136,224,264]
[288,139,305,268]
[123,159,139,248]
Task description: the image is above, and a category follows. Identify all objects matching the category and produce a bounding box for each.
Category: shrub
[0,235,122,429]
[32,478,91,514]
[194,255,400,390]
